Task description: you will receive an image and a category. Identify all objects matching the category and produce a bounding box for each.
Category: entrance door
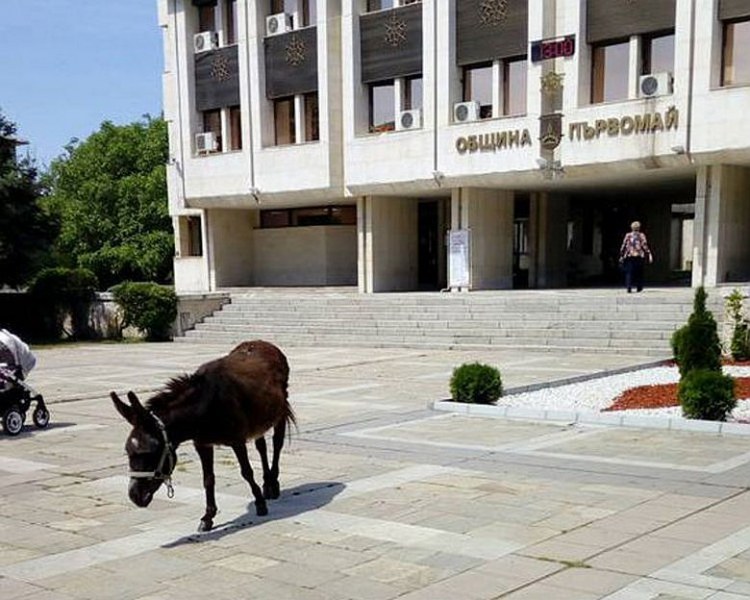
[418,201,439,290]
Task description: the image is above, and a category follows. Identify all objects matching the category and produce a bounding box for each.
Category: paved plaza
[2,341,750,599]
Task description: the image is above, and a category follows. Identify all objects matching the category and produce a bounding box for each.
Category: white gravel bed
[499,365,750,421]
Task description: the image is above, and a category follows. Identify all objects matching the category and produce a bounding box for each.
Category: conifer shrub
[670,287,721,377]
[111,282,177,341]
[678,369,736,421]
[450,363,502,404]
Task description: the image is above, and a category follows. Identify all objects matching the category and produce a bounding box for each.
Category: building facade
[159,0,750,293]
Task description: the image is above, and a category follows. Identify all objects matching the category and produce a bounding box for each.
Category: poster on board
[448,229,470,289]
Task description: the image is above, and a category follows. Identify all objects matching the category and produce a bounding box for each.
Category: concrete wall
[253,225,357,285]
[208,209,255,287]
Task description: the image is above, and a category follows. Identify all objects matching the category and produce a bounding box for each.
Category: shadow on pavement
[162,481,345,547]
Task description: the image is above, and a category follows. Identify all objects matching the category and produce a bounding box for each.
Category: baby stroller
[0,364,49,436]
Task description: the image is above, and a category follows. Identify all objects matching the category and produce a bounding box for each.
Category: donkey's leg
[254,436,274,500]
[194,443,217,532]
[232,443,268,516]
[267,418,287,500]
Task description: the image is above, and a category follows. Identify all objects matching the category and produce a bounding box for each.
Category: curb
[432,400,750,436]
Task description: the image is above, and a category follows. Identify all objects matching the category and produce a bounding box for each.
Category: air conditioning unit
[396,109,422,131]
[266,12,292,36]
[638,72,673,98]
[194,31,219,53]
[453,101,480,123]
[195,132,219,154]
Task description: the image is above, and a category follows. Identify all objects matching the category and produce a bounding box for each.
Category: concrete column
[357,196,372,293]
[367,196,418,292]
[462,188,514,290]
[535,194,569,288]
[694,165,750,286]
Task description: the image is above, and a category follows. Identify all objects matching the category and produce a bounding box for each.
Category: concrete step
[176,288,723,355]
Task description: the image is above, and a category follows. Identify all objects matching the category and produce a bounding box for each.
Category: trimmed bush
[450,363,502,405]
[28,267,98,339]
[678,369,736,421]
[111,281,177,341]
[671,287,721,377]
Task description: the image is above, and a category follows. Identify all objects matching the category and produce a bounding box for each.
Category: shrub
[678,369,736,421]
[726,289,750,361]
[111,281,177,341]
[671,287,721,377]
[28,267,98,339]
[450,363,502,404]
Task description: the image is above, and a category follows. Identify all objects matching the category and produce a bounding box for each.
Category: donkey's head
[111,391,176,508]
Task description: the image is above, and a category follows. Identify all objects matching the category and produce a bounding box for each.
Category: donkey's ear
[126,391,149,416]
[111,391,135,424]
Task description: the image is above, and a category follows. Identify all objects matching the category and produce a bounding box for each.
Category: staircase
[177,287,726,356]
[178,288,736,357]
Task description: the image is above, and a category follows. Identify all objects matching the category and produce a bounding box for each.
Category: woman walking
[619,221,653,293]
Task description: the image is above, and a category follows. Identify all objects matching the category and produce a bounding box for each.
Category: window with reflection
[642,31,674,75]
[591,40,629,103]
[369,81,395,132]
[304,92,319,142]
[261,206,356,228]
[404,76,423,110]
[367,0,396,11]
[274,97,295,145]
[723,19,750,86]
[187,217,203,256]
[463,63,493,118]
[202,109,222,151]
[503,58,527,116]
[271,0,316,27]
[224,0,238,43]
[229,106,242,150]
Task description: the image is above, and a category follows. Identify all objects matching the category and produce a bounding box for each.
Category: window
[404,76,423,110]
[503,58,527,116]
[225,0,238,44]
[187,217,203,256]
[591,40,629,103]
[198,5,215,31]
[274,97,296,145]
[229,106,242,150]
[369,81,395,132]
[260,206,356,228]
[723,19,750,86]
[202,109,222,151]
[367,0,396,11]
[642,31,674,75]
[463,63,493,118]
[271,0,315,27]
[304,93,319,142]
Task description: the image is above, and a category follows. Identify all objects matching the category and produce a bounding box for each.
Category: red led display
[531,35,576,63]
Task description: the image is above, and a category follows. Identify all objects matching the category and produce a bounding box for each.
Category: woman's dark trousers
[624,257,645,292]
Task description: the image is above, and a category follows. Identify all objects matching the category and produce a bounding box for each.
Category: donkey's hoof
[255,502,268,517]
[198,519,213,532]
[264,480,280,500]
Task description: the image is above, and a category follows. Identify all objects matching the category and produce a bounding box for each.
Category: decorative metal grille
[210,54,231,82]
[285,34,307,67]
[479,0,509,27]
[384,12,408,47]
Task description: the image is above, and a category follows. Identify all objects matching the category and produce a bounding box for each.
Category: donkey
[111,340,295,532]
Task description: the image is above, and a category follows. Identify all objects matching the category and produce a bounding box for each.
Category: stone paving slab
[2,342,750,599]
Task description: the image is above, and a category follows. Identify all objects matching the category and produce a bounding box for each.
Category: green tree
[0,110,58,288]
[43,116,173,288]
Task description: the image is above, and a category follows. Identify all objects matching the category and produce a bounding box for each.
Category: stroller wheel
[33,406,50,428]
[3,405,24,436]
